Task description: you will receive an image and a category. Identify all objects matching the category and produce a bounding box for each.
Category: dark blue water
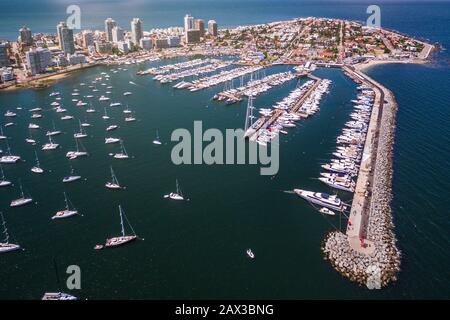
[0,1,449,299]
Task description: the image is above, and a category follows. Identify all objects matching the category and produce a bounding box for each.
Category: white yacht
[0,212,21,253]
[0,143,21,163]
[125,114,136,122]
[28,123,40,129]
[105,137,120,144]
[99,95,110,101]
[110,102,121,107]
[61,115,74,120]
[52,192,79,220]
[319,207,336,216]
[66,138,88,159]
[293,189,345,212]
[31,113,42,119]
[123,92,132,96]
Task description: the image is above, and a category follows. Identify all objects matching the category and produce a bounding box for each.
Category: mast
[119,205,125,237]
[1,212,9,244]
[34,150,40,167]
[63,192,69,210]
[244,95,254,132]
[121,140,127,155]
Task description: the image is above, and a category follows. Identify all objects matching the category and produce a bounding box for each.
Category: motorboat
[293,189,345,211]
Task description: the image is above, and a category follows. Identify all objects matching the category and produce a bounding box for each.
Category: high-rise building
[208,20,218,37]
[95,41,113,55]
[117,41,129,54]
[19,26,33,46]
[82,30,95,48]
[0,43,9,67]
[105,18,117,42]
[195,19,205,37]
[112,26,124,43]
[131,18,143,46]
[168,36,181,47]
[139,38,152,50]
[57,22,75,54]
[184,14,195,31]
[26,47,52,75]
[185,29,201,44]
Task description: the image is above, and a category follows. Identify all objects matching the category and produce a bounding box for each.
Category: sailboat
[125,112,136,122]
[102,205,137,248]
[62,166,81,183]
[66,138,88,159]
[0,165,12,187]
[102,107,110,120]
[123,105,132,114]
[86,103,96,113]
[74,120,88,139]
[105,166,122,189]
[113,140,129,159]
[41,135,59,150]
[164,179,185,200]
[46,121,62,137]
[0,212,21,253]
[10,180,33,207]
[31,150,44,174]
[52,192,79,219]
[0,141,21,163]
[152,130,162,145]
[0,126,7,140]
[25,129,36,144]
[42,258,78,300]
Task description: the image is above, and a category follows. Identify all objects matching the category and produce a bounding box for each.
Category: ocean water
[0,0,449,299]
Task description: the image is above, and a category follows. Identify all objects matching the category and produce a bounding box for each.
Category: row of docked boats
[156,60,231,84]
[142,58,207,76]
[319,85,375,193]
[213,71,298,104]
[247,79,331,146]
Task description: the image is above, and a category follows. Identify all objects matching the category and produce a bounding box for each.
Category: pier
[245,74,321,141]
[322,65,400,288]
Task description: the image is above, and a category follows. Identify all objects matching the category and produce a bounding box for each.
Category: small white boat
[73,120,88,139]
[319,207,336,216]
[99,95,110,101]
[102,108,110,120]
[125,116,136,122]
[123,92,132,96]
[113,140,129,159]
[31,113,42,119]
[153,130,162,145]
[41,136,59,150]
[110,102,121,107]
[25,138,36,144]
[246,249,255,259]
[4,122,14,127]
[4,110,17,117]
[0,166,12,187]
[61,115,74,120]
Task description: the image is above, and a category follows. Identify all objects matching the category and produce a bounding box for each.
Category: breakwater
[322,65,400,288]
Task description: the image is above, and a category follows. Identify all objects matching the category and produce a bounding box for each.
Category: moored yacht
[52,192,79,219]
[293,189,345,211]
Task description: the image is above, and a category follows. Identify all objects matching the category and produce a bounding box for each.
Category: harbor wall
[321,65,401,288]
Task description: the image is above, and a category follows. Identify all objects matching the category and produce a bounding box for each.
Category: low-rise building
[139,37,152,50]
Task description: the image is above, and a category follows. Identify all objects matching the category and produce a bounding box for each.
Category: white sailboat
[10,181,33,207]
[105,166,122,189]
[113,140,129,159]
[66,138,88,159]
[0,165,12,187]
[31,150,44,174]
[152,130,162,145]
[74,120,88,139]
[0,126,7,140]
[164,179,185,200]
[42,135,59,150]
[0,141,21,163]
[102,205,137,248]
[0,212,21,253]
[105,137,120,144]
[62,167,81,183]
[46,121,62,137]
[52,192,79,219]
[102,107,110,120]
[106,125,118,131]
